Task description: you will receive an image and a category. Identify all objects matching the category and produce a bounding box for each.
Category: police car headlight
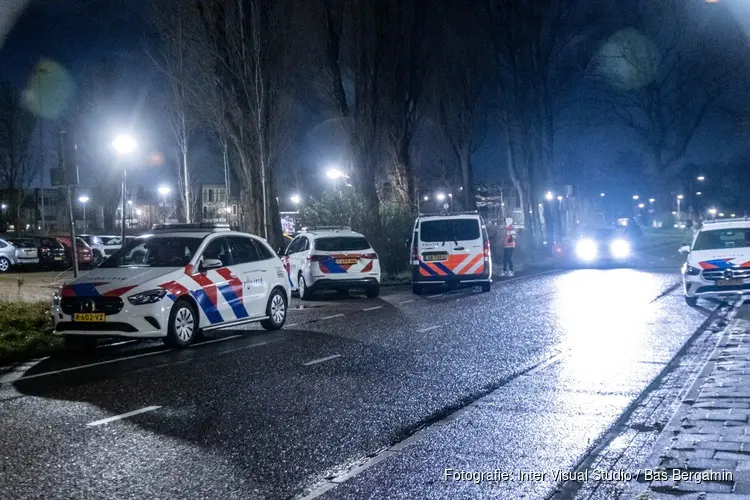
[128,289,168,305]
[682,264,701,276]
[575,239,598,261]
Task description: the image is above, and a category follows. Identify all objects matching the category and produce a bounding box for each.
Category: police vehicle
[51,223,290,348]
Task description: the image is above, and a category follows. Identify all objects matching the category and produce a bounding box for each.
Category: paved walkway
[627,301,750,499]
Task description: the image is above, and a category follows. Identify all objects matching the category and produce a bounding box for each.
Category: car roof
[301,228,364,238]
[140,231,269,242]
[700,220,750,231]
[417,214,482,222]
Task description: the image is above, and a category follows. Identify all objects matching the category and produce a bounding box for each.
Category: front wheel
[685,296,698,307]
[164,300,199,347]
[0,257,10,273]
[261,289,287,330]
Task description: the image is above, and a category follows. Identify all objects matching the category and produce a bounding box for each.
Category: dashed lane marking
[399,299,415,304]
[417,325,441,333]
[320,314,345,320]
[86,406,162,427]
[302,354,342,366]
[363,306,383,311]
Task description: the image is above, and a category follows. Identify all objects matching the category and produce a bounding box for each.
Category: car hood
[688,249,750,269]
[62,267,184,297]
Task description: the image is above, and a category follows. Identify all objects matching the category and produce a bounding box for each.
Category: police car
[681,218,750,306]
[51,223,290,348]
[282,226,380,300]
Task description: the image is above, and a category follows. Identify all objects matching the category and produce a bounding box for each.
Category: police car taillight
[483,240,490,259]
[411,243,418,261]
[361,252,378,260]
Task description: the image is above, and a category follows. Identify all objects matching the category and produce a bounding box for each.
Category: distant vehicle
[0,239,18,272]
[99,235,124,258]
[572,227,634,265]
[283,226,380,300]
[51,223,290,348]
[409,212,492,294]
[55,236,94,269]
[8,238,39,267]
[32,237,69,270]
[79,235,106,264]
[680,218,750,306]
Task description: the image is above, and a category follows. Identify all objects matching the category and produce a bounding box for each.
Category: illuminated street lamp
[697,176,705,181]
[632,195,639,200]
[545,191,554,201]
[600,193,605,197]
[78,195,89,230]
[638,203,645,209]
[696,191,702,196]
[436,193,446,201]
[423,195,429,201]
[112,134,137,242]
[556,195,563,201]
[290,195,301,205]
[708,208,717,219]
[719,213,725,217]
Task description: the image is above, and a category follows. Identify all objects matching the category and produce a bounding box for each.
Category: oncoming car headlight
[681,264,701,276]
[128,289,168,305]
[575,238,598,261]
[609,239,631,259]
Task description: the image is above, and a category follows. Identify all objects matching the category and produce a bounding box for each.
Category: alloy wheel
[174,307,195,342]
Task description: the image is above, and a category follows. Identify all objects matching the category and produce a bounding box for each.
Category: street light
[632,195,639,200]
[557,195,563,201]
[290,195,301,205]
[696,191,702,196]
[436,193,446,201]
[708,208,717,218]
[545,191,554,201]
[638,203,645,209]
[600,193,605,197]
[78,195,89,230]
[697,176,705,181]
[423,195,429,201]
[326,168,344,180]
[112,134,137,242]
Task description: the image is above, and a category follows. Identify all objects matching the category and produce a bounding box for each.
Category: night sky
[2,0,750,213]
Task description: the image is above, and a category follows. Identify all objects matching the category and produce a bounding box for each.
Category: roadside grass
[0,300,61,364]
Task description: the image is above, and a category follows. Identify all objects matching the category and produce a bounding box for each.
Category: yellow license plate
[73,313,105,322]
[424,253,448,261]
[717,279,743,287]
[336,258,358,265]
[54,256,62,260]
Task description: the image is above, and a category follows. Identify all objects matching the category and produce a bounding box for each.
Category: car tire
[164,299,199,348]
[261,288,287,330]
[481,282,491,293]
[63,335,97,351]
[685,296,698,307]
[0,257,10,273]
[366,285,380,298]
[412,284,424,295]
[298,275,313,301]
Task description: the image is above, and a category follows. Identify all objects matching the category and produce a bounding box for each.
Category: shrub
[0,300,60,363]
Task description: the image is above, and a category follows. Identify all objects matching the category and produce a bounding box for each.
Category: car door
[192,236,233,325]
[449,217,484,276]
[227,236,267,317]
[285,236,304,289]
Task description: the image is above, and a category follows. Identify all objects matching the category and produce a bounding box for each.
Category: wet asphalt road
[0,238,720,500]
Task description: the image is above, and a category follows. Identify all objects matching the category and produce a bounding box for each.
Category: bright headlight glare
[575,239,598,261]
[610,239,630,259]
[128,289,168,305]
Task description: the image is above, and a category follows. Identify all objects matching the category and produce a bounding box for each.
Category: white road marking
[399,299,415,304]
[417,325,441,333]
[302,354,341,366]
[11,349,176,382]
[320,314,345,320]
[287,323,298,327]
[86,406,162,427]
[363,306,383,311]
[192,334,242,346]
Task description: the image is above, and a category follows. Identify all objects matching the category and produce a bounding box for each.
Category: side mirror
[679,245,691,254]
[201,258,223,271]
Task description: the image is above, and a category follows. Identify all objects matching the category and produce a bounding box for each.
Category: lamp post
[78,195,89,231]
[112,134,136,243]
[158,186,171,223]
[677,194,684,222]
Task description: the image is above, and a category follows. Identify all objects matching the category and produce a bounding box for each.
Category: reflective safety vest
[504,224,516,248]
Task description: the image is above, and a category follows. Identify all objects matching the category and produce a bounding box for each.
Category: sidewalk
[625,301,750,499]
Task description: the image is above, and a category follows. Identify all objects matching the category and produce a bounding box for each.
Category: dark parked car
[55,236,94,269]
[31,237,69,270]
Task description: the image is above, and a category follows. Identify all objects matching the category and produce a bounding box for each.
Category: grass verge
[0,300,61,365]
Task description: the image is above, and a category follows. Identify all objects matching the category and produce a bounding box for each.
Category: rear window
[315,236,371,252]
[420,219,480,242]
[9,240,35,248]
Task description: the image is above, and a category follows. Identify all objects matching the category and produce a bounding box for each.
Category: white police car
[51,223,290,348]
[681,219,750,306]
[282,226,380,300]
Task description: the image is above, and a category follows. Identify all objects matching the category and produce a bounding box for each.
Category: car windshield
[315,236,371,252]
[99,236,203,268]
[693,229,750,251]
[420,219,480,242]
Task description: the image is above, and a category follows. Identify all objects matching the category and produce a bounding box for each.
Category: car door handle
[455,246,465,251]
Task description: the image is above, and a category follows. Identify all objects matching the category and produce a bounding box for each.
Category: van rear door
[418,217,484,278]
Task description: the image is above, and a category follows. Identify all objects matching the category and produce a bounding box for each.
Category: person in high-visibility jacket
[503,217,516,277]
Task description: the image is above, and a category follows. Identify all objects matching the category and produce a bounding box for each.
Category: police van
[51,223,290,348]
[409,211,492,294]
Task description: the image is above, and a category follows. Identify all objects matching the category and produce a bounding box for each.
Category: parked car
[52,223,290,348]
[33,237,69,269]
[79,235,106,264]
[0,239,17,272]
[56,236,94,269]
[8,238,39,267]
[99,235,127,258]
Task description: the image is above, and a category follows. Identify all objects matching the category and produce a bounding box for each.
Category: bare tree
[593,0,735,186]
[0,84,37,232]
